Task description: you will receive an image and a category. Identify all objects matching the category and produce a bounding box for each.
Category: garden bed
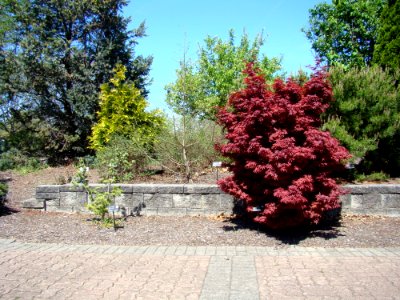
[1,166,400,248]
[1,210,400,247]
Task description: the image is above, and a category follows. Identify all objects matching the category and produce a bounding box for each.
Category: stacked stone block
[27,184,236,216]
[23,183,400,217]
[340,184,400,216]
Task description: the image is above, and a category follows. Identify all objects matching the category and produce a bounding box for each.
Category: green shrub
[155,116,223,182]
[0,148,46,173]
[0,152,14,171]
[95,135,152,183]
[14,159,44,174]
[71,164,123,220]
[355,172,389,182]
[86,186,122,220]
[0,182,8,197]
[0,182,8,206]
[72,158,89,184]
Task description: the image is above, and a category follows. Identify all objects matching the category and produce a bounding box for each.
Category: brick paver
[0,239,399,299]
[256,254,400,300]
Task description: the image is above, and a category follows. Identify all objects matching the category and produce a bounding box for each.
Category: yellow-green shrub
[89,64,164,151]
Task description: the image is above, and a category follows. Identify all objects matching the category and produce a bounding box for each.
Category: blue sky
[124,0,323,112]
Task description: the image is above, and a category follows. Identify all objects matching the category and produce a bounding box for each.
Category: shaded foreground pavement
[0,239,399,300]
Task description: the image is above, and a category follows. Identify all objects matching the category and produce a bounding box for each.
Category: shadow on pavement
[222,215,344,245]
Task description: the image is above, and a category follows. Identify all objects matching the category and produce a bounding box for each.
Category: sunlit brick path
[0,239,399,299]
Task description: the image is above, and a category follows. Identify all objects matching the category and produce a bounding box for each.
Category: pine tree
[324,65,400,176]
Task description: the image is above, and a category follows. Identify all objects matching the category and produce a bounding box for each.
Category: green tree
[303,0,386,68]
[166,30,281,119]
[0,0,24,147]
[324,65,400,176]
[89,64,164,151]
[162,49,222,182]
[165,60,202,117]
[0,0,152,161]
[373,0,400,70]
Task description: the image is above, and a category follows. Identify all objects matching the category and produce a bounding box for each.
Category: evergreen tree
[0,0,152,161]
[325,66,400,176]
[89,64,164,151]
[373,0,400,70]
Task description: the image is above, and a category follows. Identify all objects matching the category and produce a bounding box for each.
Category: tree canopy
[303,0,386,68]
[373,0,400,70]
[165,30,281,119]
[0,0,152,161]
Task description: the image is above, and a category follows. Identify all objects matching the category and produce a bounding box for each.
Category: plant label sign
[107,205,120,213]
[212,161,222,167]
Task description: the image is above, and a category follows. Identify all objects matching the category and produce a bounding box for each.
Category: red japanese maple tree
[216,63,350,229]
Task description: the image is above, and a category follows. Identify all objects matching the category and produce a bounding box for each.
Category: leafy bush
[155,116,223,182]
[0,182,8,206]
[356,172,389,182]
[217,63,350,229]
[72,158,90,184]
[0,148,46,173]
[95,135,151,182]
[0,152,14,171]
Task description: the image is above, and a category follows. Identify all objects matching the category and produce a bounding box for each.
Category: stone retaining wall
[341,184,400,216]
[23,184,400,217]
[24,184,235,216]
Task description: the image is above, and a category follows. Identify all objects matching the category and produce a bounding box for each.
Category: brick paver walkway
[0,239,399,299]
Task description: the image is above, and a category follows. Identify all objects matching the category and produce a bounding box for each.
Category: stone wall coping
[343,184,400,194]
[37,183,400,189]
[37,183,222,194]
[36,183,398,197]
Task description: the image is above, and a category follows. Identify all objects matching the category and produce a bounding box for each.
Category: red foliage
[216,63,350,229]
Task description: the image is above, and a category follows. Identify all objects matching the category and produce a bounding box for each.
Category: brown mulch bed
[1,210,400,248]
[1,166,400,248]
